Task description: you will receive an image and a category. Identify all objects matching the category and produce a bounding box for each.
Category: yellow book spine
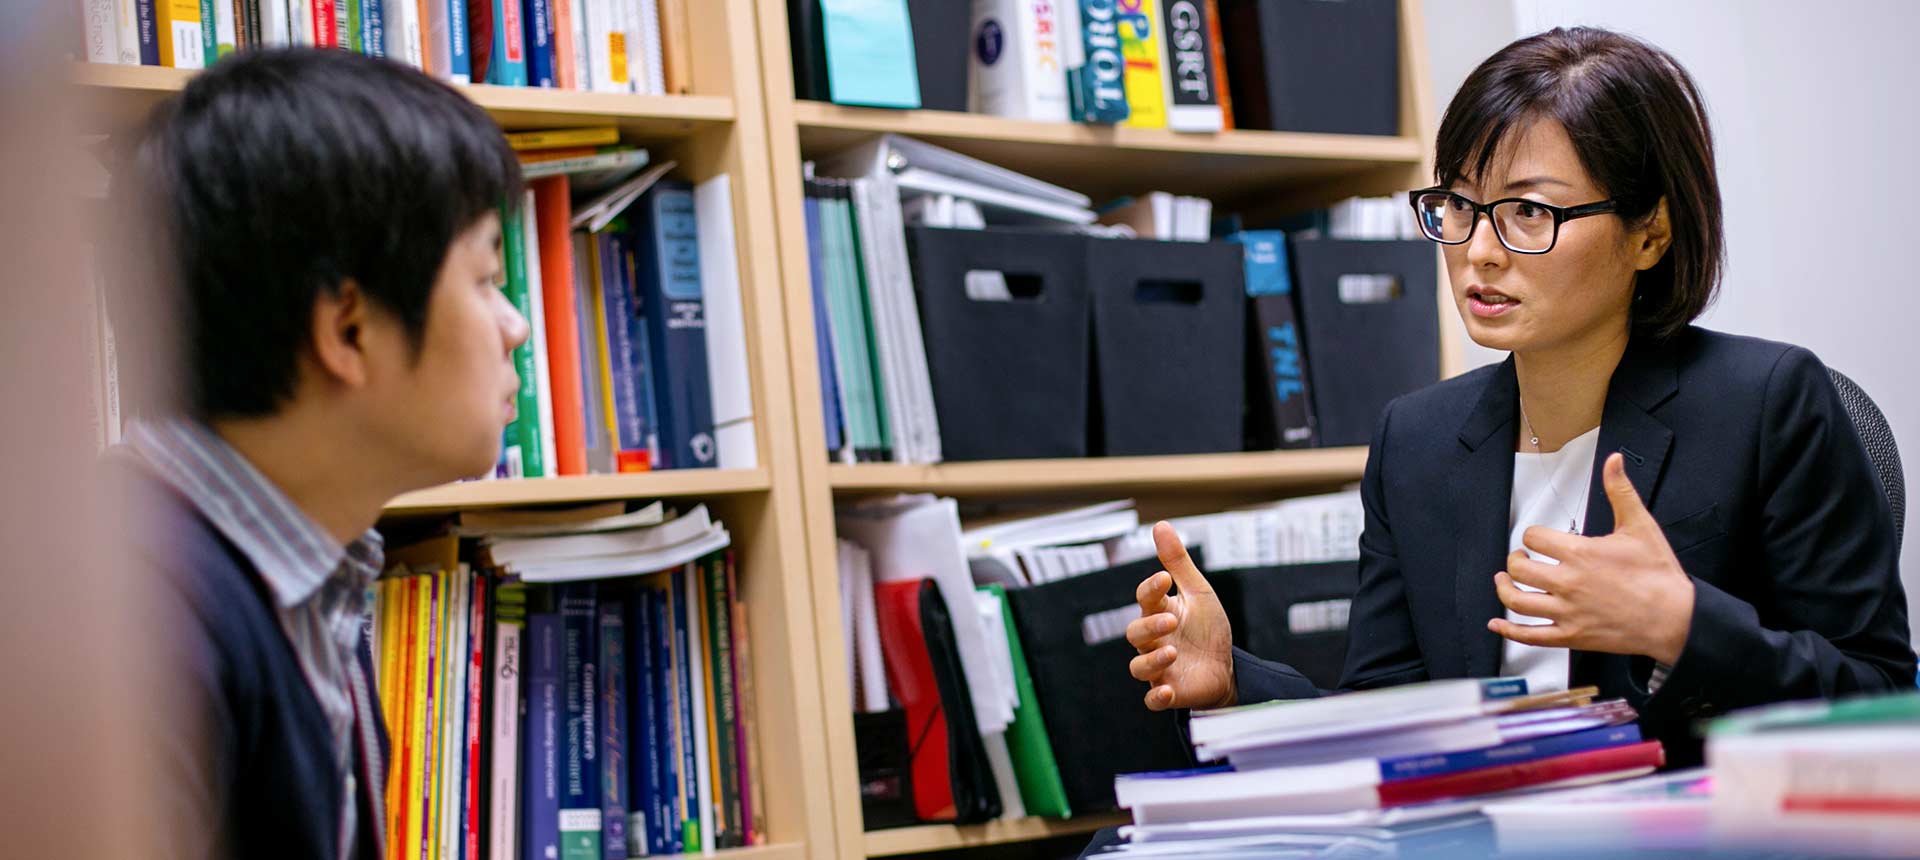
[506,126,620,151]
[698,562,725,842]
[406,575,434,860]
[1119,0,1168,128]
[376,577,399,729]
[430,568,454,857]
[585,235,622,461]
[154,0,204,69]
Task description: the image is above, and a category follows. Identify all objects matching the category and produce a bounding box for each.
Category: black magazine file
[907,0,970,111]
[908,227,1091,461]
[1290,238,1439,447]
[1087,238,1246,456]
[917,579,1003,824]
[1213,561,1361,691]
[1219,0,1401,136]
[1005,554,1201,814]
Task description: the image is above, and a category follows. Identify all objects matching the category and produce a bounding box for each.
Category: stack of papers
[1107,679,1661,853]
[462,501,731,582]
[961,499,1140,589]
[1107,490,1364,570]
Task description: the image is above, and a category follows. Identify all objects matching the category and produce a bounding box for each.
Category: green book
[1709,691,1920,737]
[837,194,892,455]
[347,0,363,53]
[820,195,883,455]
[984,584,1072,818]
[500,204,546,477]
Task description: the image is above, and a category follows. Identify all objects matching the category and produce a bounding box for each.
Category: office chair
[1829,368,1905,555]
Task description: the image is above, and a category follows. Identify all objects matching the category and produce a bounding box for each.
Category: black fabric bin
[1289,238,1440,448]
[1219,0,1401,136]
[1087,238,1246,457]
[906,0,970,111]
[908,227,1091,461]
[1005,554,1200,815]
[1214,561,1362,691]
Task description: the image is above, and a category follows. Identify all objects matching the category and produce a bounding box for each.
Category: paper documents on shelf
[837,494,1012,732]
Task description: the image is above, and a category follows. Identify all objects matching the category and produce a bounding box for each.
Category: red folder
[872,579,956,822]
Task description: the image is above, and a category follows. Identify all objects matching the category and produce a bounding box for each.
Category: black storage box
[906,0,970,111]
[1087,238,1246,456]
[1005,554,1200,814]
[1214,561,1362,690]
[1219,0,1401,136]
[907,227,1091,461]
[1289,238,1439,448]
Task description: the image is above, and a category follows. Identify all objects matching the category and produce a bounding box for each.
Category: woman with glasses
[1127,26,1914,769]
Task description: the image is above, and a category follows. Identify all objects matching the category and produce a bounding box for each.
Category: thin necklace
[1520,406,1583,535]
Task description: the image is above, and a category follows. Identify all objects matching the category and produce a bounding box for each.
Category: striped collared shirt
[127,418,385,860]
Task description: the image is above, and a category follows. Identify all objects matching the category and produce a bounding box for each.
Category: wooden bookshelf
[794,101,1424,205]
[382,468,775,515]
[828,448,1369,497]
[864,814,1131,858]
[71,62,737,138]
[752,0,1439,857]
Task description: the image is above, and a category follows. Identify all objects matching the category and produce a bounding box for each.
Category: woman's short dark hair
[116,47,522,419]
[1435,27,1723,341]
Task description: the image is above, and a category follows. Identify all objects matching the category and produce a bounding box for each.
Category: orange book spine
[1205,0,1233,130]
[550,0,577,89]
[533,177,588,475]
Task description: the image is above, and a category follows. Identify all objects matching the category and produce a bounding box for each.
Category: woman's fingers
[1130,645,1177,682]
[1144,684,1177,712]
[1127,612,1178,653]
[1136,570,1172,614]
[1494,571,1566,620]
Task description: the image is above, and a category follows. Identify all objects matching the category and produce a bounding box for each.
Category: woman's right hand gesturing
[1126,522,1237,712]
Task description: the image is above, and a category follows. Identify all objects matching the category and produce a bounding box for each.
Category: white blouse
[1498,425,1601,693]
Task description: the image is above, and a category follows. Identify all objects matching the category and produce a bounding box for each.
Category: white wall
[1428,0,1920,644]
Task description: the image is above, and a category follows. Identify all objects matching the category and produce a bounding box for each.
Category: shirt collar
[126,418,384,608]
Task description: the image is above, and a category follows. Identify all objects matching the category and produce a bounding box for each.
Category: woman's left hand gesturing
[1489,452,1696,665]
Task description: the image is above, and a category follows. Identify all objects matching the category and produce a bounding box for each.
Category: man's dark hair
[119,48,522,419]
[1435,27,1724,341]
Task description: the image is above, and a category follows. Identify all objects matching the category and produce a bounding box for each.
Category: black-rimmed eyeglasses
[1408,188,1617,254]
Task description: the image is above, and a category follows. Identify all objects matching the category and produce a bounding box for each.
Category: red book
[532,177,588,475]
[872,579,957,822]
[462,576,487,860]
[1379,740,1667,807]
[312,0,336,48]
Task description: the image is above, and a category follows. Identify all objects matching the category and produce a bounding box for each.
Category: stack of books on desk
[1105,679,1662,855]
[1705,692,1920,857]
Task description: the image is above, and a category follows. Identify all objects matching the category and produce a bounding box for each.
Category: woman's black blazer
[1232,327,1916,765]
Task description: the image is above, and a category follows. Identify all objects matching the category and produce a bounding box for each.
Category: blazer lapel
[1573,338,1677,687]
[1454,358,1519,678]
[1583,338,1678,538]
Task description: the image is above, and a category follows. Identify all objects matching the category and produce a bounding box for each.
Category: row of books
[74,0,693,95]
[835,491,1365,829]
[792,0,1401,137]
[492,129,757,479]
[373,501,765,860]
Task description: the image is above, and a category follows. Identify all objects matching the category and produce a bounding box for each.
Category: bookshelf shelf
[863,814,1131,858]
[792,101,1425,205]
[828,448,1370,497]
[70,63,737,139]
[382,469,774,515]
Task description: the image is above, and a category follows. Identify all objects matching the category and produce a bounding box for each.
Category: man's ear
[308,280,372,389]
[1634,197,1674,271]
